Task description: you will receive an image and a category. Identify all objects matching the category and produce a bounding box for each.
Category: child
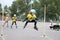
[11,14,17,28]
[3,15,9,27]
[23,12,38,31]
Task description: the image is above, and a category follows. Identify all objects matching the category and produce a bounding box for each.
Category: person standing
[11,14,17,28]
[3,15,9,27]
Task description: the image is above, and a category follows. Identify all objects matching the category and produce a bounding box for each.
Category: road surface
[0,21,60,40]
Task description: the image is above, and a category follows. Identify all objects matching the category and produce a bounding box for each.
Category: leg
[23,21,28,29]
[50,26,53,29]
[15,21,17,28]
[11,22,14,28]
[3,21,6,27]
[34,20,38,31]
[7,21,9,28]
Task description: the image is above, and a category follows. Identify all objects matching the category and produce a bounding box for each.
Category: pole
[1,5,5,40]
[31,0,32,9]
[42,0,47,37]
[44,4,46,22]
[2,8,4,21]
[30,0,34,9]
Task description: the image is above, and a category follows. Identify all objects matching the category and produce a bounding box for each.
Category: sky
[0,0,14,8]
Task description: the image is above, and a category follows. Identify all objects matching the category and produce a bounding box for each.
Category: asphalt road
[0,21,60,40]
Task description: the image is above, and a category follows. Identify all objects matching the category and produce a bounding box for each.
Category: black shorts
[12,21,17,25]
[27,20,36,22]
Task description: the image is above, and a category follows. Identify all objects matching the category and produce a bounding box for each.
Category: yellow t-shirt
[5,16,9,21]
[12,17,17,22]
[27,14,36,21]
[58,23,60,26]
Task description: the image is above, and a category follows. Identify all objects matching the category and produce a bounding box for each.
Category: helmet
[14,14,16,16]
[30,9,36,13]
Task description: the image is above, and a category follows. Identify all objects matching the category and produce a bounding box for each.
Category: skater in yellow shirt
[3,15,9,27]
[23,12,38,31]
[11,14,17,28]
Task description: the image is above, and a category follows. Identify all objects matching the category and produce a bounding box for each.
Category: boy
[3,15,9,27]
[23,12,38,31]
[11,14,17,28]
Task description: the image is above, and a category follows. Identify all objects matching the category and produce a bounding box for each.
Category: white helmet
[30,9,36,13]
[14,14,16,16]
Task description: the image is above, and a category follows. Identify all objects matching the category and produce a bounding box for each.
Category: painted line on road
[0,36,5,40]
[45,35,54,40]
[40,35,54,40]
[1,21,6,40]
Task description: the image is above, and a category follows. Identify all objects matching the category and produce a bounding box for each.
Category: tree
[9,1,17,17]
[46,0,60,21]
[9,0,60,21]
[4,5,8,16]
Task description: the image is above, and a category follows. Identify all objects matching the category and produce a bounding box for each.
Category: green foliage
[8,0,60,21]
[46,0,60,21]
[9,1,17,17]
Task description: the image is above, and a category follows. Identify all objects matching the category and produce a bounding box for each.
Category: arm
[23,18,28,22]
